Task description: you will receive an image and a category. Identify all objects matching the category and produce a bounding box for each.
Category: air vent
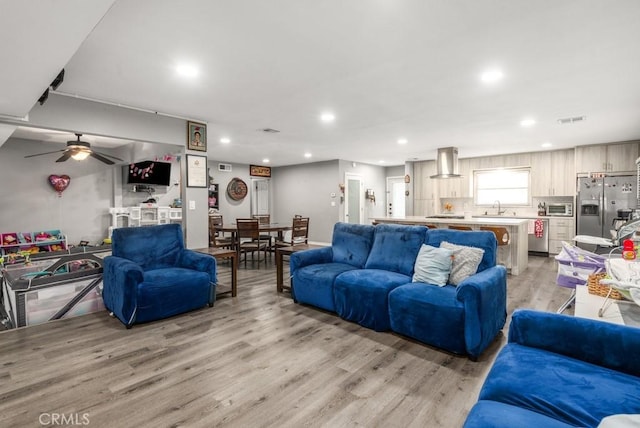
[558,115,586,124]
[261,128,280,133]
[218,163,232,172]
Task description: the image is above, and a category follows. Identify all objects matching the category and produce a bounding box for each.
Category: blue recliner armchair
[103,224,217,328]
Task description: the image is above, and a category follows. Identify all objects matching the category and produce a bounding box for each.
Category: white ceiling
[2,0,640,166]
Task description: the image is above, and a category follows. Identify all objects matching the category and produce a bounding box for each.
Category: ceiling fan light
[71,150,90,161]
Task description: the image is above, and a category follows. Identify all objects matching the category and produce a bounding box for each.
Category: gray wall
[10,93,209,249]
[208,160,257,223]
[0,139,115,244]
[338,160,387,223]
[271,160,340,243]
[385,165,405,177]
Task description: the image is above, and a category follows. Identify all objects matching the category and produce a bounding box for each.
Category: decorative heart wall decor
[48,174,71,197]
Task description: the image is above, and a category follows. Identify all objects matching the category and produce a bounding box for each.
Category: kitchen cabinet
[438,158,471,198]
[413,161,437,216]
[575,142,639,174]
[531,149,575,196]
[548,217,575,255]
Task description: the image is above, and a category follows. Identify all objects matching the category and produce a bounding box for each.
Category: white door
[386,176,406,218]
[345,173,364,224]
[251,179,270,216]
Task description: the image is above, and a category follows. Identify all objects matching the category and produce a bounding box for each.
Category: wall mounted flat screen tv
[127,161,171,186]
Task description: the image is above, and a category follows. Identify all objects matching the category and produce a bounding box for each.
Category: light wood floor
[0,255,571,428]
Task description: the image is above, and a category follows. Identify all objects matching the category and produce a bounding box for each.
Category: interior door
[345,173,363,224]
[251,179,270,216]
[386,176,405,218]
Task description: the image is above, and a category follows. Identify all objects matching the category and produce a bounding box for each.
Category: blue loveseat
[103,224,217,328]
[464,309,640,427]
[290,222,507,359]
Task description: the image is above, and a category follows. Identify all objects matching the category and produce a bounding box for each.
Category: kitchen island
[371,216,528,275]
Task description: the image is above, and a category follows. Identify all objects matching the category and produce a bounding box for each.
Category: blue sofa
[103,224,217,328]
[290,222,507,359]
[464,309,640,428]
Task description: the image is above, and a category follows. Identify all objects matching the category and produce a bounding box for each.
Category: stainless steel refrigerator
[577,175,637,246]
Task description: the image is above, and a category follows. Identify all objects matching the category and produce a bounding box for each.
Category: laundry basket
[555,241,607,289]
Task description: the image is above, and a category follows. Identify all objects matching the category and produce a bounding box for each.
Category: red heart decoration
[48,174,71,195]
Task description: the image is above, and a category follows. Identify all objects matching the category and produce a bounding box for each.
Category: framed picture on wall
[186,154,207,187]
[187,121,207,152]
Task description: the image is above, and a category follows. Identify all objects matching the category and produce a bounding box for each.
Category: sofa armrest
[103,256,144,325]
[178,249,217,284]
[290,247,333,274]
[456,265,507,358]
[509,308,640,377]
[178,250,217,305]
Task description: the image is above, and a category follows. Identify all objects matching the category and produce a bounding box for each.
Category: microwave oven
[547,202,573,217]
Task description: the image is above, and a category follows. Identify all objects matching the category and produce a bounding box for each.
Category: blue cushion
[334,269,412,331]
[331,223,375,268]
[112,224,183,271]
[464,400,574,428]
[388,282,466,355]
[479,343,640,427]
[425,229,496,273]
[293,263,359,312]
[136,268,210,323]
[412,244,453,286]
[365,224,427,275]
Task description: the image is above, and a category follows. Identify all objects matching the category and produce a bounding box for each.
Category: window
[474,167,530,206]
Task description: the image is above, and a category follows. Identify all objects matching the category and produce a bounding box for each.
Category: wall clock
[227,177,248,201]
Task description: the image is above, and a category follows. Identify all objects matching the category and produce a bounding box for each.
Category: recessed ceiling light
[304,152,312,158]
[541,142,552,148]
[480,69,504,83]
[520,118,536,127]
[219,137,231,144]
[320,112,335,123]
[397,138,408,145]
[262,158,270,163]
[176,64,198,78]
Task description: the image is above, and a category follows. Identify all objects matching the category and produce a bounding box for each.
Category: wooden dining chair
[480,226,510,268]
[209,215,234,249]
[480,226,510,246]
[275,217,309,248]
[236,218,269,268]
[252,214,273,253]
[448,225,473,231]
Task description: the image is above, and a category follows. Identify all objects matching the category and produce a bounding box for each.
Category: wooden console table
[275,244,324,293]
[195,248,237,297]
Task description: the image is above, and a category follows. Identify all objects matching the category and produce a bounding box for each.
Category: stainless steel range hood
[430,147,462,178]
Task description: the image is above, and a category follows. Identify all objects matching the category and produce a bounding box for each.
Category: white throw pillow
[597,414,640,428]
[440,241,484,286]
[412,244,453,287]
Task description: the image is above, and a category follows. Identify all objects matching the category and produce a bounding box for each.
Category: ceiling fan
[24,133,124,165]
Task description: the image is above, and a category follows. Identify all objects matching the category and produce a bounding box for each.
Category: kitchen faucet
[493,200,506,216]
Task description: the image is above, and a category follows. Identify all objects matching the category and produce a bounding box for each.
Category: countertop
[371,216,529,226]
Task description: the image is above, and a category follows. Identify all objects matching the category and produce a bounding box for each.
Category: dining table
[218,223,292,239]
[217,223,292,254]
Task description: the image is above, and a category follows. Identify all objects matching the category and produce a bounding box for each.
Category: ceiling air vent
[218,163,232,172]
[558,115,586,125]
[261,128,280,133]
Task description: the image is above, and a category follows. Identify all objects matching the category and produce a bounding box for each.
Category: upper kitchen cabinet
[438,158,471,198]
[414,161,437,200]
[575,142,639,174]
[413,160,437,216]
[531,149,575,196]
